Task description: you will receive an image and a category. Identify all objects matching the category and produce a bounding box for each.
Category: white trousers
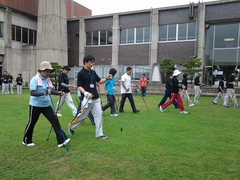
[17,85,22,94]
[56,92,77,116]
[223,89,238,107]
[194,86,201,101]
[70,98,104,138]
[213,92,224,103]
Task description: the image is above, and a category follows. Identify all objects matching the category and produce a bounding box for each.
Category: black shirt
[77,67,101,100]
[218,80,224,92]
[171,76,181,93]
[58,72,70,93]
[16,77,23,85]
[226,74,235,89]
[165,78,173,89]
[182,78,188,90]
[194,76,200,86]
[2,75,9,84]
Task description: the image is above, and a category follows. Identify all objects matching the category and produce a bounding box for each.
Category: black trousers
[119,93,137,112]
[23,105,67,144]
[102,95,117,114]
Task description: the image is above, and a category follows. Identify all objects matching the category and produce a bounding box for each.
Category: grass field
[0,89,240,180]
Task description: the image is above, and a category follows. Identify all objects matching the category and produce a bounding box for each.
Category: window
[29,29,34,44]
[12,25,15,41]
[120,26,151,44]
[12,25,36,45]
[86,30,113,46]
[16,26,21,42]
[0,22,3,38]
[22,28,28,43]
[159,22,196,42]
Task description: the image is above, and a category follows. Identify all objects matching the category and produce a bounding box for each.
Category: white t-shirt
[121,73,132,94]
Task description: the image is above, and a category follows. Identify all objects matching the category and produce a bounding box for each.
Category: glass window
[136,27,143,43]
[159,25,167,41]
[214,49,237,65]
[86,32,92,46]
[22,28,28,43]
[92,31,98,45]
[100,30,106,45]
[12,25,15,41]
[16,26,21,42]
[168,24,176,41]
[107,30,112,45]
[29,29,34,44]
[127,28,134,43]
[0,22,3,38]
[120,29,127,44]
[178,23,187,40]
[34,31,37,45]
[215,24,238,48]
[188,22,196,39]
[144,27,150,42]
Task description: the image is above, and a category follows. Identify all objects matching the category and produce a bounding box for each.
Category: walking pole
[98,85,106,122]
[136,85,150,113]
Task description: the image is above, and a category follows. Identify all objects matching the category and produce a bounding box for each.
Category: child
[16,73,23,95]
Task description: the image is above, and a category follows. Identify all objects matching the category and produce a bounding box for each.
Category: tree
[50,62,62,90]
[182,58,202,84]
[161,58,178,77]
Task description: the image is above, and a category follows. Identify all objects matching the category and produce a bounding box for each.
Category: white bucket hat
[39,61,55,73]
[173,70,181,76]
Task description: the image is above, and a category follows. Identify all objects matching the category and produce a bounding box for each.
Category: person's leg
[127,93,138,112]
[142,86,146,97]
[10,83,13,93]
[65,92,77,116]
[42,106,68,144]
[109,95,116,114]
[102,95,111,111]
[91,98,105,137]
[230,89,238,106]
[87,111,95,125]
[23,105,41,144]
[158,89,170,107]
[175,94,185,111]
[161,93,176,109]
[56,93,66,114]
[223,89,230,106]
[213,92,221,103]
[119,93,127,112]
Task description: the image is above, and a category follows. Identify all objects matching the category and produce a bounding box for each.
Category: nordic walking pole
[136,85,150,113]
[46,94,62,141]
[98,85,106,122]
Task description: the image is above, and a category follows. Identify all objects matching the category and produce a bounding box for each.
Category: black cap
[63,65,71,71]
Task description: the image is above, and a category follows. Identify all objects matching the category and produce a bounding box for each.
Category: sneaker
[133,110,140,113]
[58,138,71,148]
[189,103,195,107]
[194,100,199,103]
[57,113,62,117]
[22,141,35,147]
[97,135,108,139]
[234,105,240,108]
[159,106,163,112]
[111,114,118,117]
[212,102,216,105]
[68,124,74,136]
[222,105,229,108]
[180,111,188,114]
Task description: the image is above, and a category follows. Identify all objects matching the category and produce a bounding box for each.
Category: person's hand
[59,91,64,96]
[87,93,93,99]
[126,88,130,92]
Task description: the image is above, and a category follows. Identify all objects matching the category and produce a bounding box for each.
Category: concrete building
[68,0,240,86]
[1,0,240,87]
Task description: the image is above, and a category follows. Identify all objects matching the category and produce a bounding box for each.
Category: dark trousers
[23,105,67,144]
[102,95,116,114]
[141,86,146,97]
[119,93,137,112]
[158,89,179,108]
[77,98,95,125]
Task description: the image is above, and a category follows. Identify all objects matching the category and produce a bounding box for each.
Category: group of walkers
[21,55,239,148]
[1,71,23,95]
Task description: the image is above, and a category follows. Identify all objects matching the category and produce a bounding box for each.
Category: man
[1,71,9,95]
[119,67,140,113]
[56,65,77,117]
[222,70,239,108]
[139,73,147,97]
[68,55,112,139]
[8,72,14,94]
[194,73,204,103]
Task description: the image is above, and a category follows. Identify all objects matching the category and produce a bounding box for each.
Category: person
[56,65,77,117]
[119,67,140,113]
[158,75,179,108]
[159,70,188,114]
[16,73,23,95]
[181,73,194,107]
[194,73,204,103]
[222,70,239,108]
[212,75,225,105]
[22,61,70,148]
[8,72,14,94]
[68,55,112,139]
[77,88,95,125]
[1,71,9,95]
[102,68,118,117]
[139,73,147,97]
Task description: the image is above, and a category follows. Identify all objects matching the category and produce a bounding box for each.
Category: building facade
[68,0,240,85]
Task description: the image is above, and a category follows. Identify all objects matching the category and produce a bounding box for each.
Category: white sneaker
[111,114,118,117]
[57,113,62,117]
[159,106,163,112]
[58,138,71,148]
[189,103,194,107]
[22,141,35,147]
[180,111,188,114]
[194,100,199,103]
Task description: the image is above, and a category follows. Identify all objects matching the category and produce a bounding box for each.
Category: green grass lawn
[0,89,240,180]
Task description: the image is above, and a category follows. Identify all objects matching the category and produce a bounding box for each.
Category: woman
[22,61,70,148]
